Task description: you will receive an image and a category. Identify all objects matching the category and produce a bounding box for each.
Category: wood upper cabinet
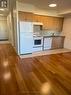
[18,11,64,32]
[45,16,54,29]
[41,16,48,29]
[33,14,43,23]
[18,11,33,21]
[52,17,64,32]
[42,16,64,31]
[33,15,64,31]
[57,18,64,32]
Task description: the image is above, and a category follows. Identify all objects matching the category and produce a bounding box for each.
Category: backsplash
[33,25,61,36]
[41,30,61,36]
[33,30,61,36]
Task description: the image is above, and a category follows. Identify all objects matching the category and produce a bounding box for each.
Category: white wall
[62,16,71,49]
[7,0,19,53]
[13,1,19,53]
[0,16,8,40]
[7,12,14,46]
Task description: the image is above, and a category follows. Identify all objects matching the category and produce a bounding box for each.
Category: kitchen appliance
[43,37,52,50]
[33,36,43,52]
[33,36,43,47]
[19,21,33,54]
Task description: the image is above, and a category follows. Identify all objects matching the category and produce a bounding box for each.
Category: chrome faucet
[52,33,55,36]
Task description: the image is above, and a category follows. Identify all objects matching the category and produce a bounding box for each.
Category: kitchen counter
[33,35,65,38]
[43,36,65,50]
[43,36,65,38]
[33,35,65,52]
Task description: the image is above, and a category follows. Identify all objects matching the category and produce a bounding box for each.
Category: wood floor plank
[0,44,71,95]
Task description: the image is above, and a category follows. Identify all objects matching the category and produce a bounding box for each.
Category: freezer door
[20,32,33,54]
[19,22,33,33]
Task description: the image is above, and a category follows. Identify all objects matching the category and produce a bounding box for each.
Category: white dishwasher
[44,37,52,50]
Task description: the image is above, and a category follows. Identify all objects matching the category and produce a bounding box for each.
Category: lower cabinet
[43,36,65,50]
[51,37,65,49]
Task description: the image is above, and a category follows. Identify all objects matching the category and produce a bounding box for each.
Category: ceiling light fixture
[49,4,57,7]
[0,8,4,11]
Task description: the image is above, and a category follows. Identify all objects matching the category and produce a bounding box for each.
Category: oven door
[33,38,43,47]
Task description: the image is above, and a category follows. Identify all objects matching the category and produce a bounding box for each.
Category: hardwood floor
[0,44,71,95]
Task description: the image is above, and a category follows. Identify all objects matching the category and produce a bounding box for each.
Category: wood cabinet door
[18,11,33,21]
[42,16,63,31]
[52,37,64,49]
[33,14,43,23]
[52,17,64,32]
[33,14,37,22]
[52,17,58,30]
[57,18,64,32]
[41,16,47,29]
[47,17,54,29]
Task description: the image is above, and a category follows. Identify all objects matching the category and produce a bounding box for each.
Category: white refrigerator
[19,21,33,54]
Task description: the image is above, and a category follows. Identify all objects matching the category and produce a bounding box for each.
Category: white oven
[33,36,43,48]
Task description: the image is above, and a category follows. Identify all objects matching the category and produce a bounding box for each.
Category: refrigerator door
[19,21,33,33]
[20,32,33,54]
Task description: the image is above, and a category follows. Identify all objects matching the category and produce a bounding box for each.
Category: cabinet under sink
[43,36,65,50]
[52,36,65,49]
[43,37,52,50]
